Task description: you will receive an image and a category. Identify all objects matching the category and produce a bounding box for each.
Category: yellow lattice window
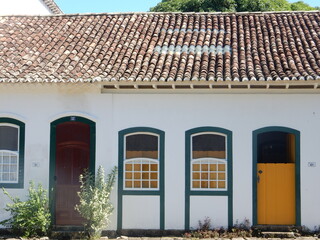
[124,159,158,189]
[191,133,227,190]
[191,159,227,190]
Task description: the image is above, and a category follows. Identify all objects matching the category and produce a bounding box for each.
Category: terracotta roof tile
[1,12,320,83]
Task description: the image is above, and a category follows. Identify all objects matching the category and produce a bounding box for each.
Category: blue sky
[55,0,319,14]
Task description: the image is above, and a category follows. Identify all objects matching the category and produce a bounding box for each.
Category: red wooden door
[55,122,90,225]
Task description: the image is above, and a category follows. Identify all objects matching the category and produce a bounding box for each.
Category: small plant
[298,225,312,236]
[183,217,253,238]
[233,218,251,230]
[0,181,51,238]
[75,166,117,240]
[313,225,320,237]
[198,216,211,231]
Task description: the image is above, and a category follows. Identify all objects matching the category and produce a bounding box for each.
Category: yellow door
[257,163,295,225]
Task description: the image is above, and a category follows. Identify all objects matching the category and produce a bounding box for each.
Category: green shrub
[0,182,51,237]
[75,166,117,240]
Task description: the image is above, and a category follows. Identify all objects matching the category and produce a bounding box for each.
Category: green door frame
[252,126,301,226]
[49,116,96,225]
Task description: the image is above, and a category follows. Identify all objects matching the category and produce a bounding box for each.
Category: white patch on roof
[154,44,232,55]
[161,28,228,34]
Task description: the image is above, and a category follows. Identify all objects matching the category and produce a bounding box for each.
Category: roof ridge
[0,10,319,18]
[40,0,63,14]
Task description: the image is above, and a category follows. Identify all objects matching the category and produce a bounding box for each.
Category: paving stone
[232,238,245,240]
[128,238,141,240]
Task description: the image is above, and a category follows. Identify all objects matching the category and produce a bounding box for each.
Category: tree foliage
[236,0,291,12]
[291,1,317,11]
[150,0,318,12]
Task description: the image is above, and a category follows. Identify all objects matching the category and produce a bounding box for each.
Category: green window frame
[0,118,25,188]
[118,127,165,230]
[190,132,228,191]
[185,127,233,229]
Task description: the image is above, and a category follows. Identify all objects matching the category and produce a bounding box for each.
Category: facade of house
[0,11,320,231]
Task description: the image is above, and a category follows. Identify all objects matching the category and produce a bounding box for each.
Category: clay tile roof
[0,11,320,83]
[40,0,63,15]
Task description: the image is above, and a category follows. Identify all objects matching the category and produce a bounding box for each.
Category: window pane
[134,181,141,188]
[142,164,149,171]
[193,172,200,179]
[126,134,158,159]
[125,164,132,171]
[10,164,17,172]
[125,172,132,179]
[210,173,217,180]
[210,181,217,188]
[218,164,225,171]
[218,181,226,188]
[142,173,149,179]
[142,181,149,188]
[3,155,9,163]
[11,155,17,164]
[218,173,226,180]
[125,181,132,188]
[10,173,17,181]
[2,173,9,181]
[0,126,18,151]
[3,164,9,172]
[193,164,200,171]
[150,181,158,188]
[193,181,200,188]
[192,134,225,159]
[150,164,158,171]
[201,181,208,188]
[134,172,141,179]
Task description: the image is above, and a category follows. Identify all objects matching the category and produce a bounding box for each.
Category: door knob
[258,170,263,174]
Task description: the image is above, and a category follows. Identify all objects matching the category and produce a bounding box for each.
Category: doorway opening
[50,116,95,226]
[253,127,300,226]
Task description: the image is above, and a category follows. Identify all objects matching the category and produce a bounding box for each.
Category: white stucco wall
[0,0,52,15]
[122,196,160,229]
[190,196,228,229]
[0,84,320,230]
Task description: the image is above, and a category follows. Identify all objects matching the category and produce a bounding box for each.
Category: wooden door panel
[55,122,90,226]
[257,163,295,225]
[56,185,83,225]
